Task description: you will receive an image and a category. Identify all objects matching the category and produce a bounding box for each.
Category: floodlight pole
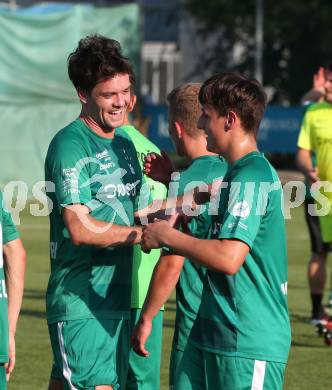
[255,0,263,84]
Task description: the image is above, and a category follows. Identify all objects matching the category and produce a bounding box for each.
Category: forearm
[135,187,209,223]
[4,241,26,334]
[141,254,183,321]
[135,199,171,224]
[7,278,24,335]
[296,149,314,176]
[163,229,244,275]
[64,206,142,247]
[75,216,142,247]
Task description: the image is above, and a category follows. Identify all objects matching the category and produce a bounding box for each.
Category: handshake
[138,151,220,253]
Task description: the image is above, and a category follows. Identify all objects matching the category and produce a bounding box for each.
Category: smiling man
[139,73,291,390]
[45,35,149,390]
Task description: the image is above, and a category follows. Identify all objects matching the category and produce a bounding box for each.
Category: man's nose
[113,93,125,107]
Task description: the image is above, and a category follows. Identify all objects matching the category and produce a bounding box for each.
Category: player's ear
[225,111,236,131]
[174,121,184,139]
[128,94,137,112]
[77,88,88,104]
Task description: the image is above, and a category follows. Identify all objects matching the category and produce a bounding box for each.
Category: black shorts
[304,198,331,254]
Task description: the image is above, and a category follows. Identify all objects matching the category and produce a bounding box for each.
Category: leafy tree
[185,0,332,104]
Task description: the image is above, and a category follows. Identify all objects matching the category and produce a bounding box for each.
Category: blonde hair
[167,83,204,138]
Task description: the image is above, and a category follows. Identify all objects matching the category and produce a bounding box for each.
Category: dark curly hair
[199,72,267,136]
[68,34,136,93]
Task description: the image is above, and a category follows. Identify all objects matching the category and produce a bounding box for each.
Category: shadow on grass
[20,308,46,319]
[165,305,176,312]
[165,299,176,312]
[291,340,326,349]
[163,319,175,328]
[288,284,306,291]
[24,289,45,300]
[290,313,309,323]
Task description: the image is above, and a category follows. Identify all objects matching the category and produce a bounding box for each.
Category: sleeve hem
[218,232,253,249]
[3,232,20,245]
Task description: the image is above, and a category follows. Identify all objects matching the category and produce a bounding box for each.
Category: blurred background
[1,0,332,188]
[1,1,332,389]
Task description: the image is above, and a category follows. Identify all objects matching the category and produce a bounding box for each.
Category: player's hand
[144,151,174,185]
[141,215,178,252]
[313,67,325,90]
[131,317,152,357]
[5,332,15,381]
[305,167,320,184]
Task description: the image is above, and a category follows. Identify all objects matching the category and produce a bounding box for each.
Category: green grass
[8,206,332,389]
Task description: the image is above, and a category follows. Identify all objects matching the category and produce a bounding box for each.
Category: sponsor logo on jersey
[238,221,248,230]
[99,162,115,170]
[62,168,77,178]
[104,180,140,199]
[231,200,250,219]
[95,149,109,159]
[62,168,80,195]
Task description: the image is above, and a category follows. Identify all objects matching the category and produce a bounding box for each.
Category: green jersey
[0,192,19,363]
[191,152,291,363]
[120,125,167,308]
[45,119,149,324]
[173,155,227,351]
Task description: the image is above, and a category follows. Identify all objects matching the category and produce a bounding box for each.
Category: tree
[185,0,332,104]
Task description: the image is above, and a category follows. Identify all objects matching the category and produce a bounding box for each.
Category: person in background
[121,95,167,390]
[297,62,332,324]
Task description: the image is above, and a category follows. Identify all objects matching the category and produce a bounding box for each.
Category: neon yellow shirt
[298,101,332,242]
[298,101,332,207]
[120,125,167,308]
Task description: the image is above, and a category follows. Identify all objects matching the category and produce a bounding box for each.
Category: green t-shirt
[45,119,149,324]
[0,192,19,363]
[119,125,167,308]
[172,155,228,351]
[191,152,291,363]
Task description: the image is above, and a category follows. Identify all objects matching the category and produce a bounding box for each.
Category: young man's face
[84,73,131,132]
[324,69,332,104]
[197,106,225,154]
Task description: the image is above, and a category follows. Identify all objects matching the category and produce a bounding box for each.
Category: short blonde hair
[167,83,204,138]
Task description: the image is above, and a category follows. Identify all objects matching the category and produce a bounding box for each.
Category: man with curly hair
[45,35,149,390]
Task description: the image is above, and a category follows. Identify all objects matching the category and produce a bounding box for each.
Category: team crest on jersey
[231,200,250,219]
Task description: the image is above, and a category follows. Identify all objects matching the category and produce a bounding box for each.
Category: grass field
[8,205,332,389]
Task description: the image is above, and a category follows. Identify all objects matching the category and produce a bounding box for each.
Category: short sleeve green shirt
[191,152,291,363]
[0,192,19,363]
[45,119,148,324]
[172,155,228,351]
[119,125,167,308]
